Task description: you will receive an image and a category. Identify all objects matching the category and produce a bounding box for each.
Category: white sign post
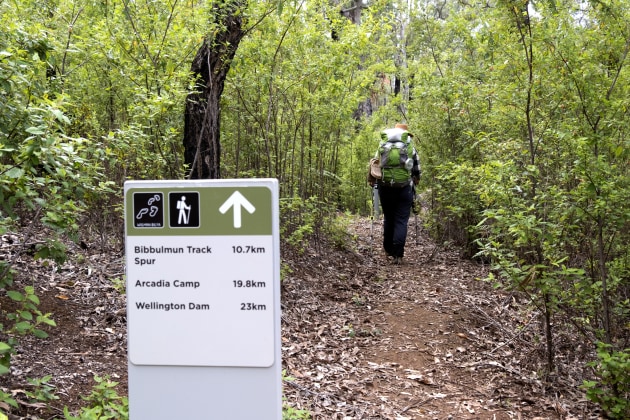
[124,179,281,419]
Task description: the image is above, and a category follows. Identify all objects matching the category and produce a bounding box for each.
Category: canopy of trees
[1,0,628,417]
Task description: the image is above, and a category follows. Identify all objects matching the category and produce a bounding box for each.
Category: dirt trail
[1,218,596,419]
[281,217,590,419]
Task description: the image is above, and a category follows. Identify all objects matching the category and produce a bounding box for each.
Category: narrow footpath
[281,217,594,420]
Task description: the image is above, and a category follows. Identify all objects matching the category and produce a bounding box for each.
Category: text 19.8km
[233,280,266,288]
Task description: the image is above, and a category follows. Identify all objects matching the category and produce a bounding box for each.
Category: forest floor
[0,216,603,419]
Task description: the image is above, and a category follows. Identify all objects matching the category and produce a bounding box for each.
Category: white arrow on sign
[219,191,256,228]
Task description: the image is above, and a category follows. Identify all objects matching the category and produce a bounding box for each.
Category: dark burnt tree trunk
[183,0,247,179]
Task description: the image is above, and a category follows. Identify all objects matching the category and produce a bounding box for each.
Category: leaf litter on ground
[1,218,605,419]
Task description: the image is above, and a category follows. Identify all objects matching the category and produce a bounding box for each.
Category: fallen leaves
[1,220,604,419]
[281,218,601,419]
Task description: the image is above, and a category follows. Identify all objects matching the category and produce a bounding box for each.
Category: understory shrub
[582,343,630,420]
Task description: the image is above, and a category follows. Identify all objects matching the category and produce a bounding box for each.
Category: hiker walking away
[371,123,420,264]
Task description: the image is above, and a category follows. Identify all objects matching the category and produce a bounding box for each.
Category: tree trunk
[339,0,372,121]
[183,0,247,179]
[543,293,554,373]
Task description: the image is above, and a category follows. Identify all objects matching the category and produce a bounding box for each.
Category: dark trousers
[378,183,413,258]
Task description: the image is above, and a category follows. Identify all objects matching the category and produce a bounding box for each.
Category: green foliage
[0,8,118,244]
[63,376,129,420]
[0,342,11,376]
[0,388,18,413]
[323,212,356,251]
[279,195,320,252]
[338,126,383,215]
[429,161,484,253]
[283,404,311,420]
[62,0,203,180]
[280,262,293,282]
[0,284,55,414]
[110,277,126,295]
[582,343,630,419]
[396,0,630,391]
[25,375,59,405]
[282,371,311,419]
[0,283,56,416]
[33,239,68,265]
[5,285,56,338]
[223,0,394,221]
[0,261,14,290]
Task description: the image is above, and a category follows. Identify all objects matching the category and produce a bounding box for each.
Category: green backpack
[377,128,414,184]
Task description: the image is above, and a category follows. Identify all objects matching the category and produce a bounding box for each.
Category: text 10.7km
[232,245,266,254]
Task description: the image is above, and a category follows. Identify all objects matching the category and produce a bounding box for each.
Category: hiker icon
[136,194,161,219]
[168,192,199,228]
[176,196,191,225]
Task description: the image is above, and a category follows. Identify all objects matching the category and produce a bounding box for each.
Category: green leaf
[19,311,33,321]
[0,342,10,353]
[0,391,17,408]
[614,145,623,157]
[14,321,31,333]
[32,329,48,338]
[4,167,24,179]
[27,294,40,305]
[37,315,56,327]
[25,126,45,135]
[6,291,24,302]
[52,109,70,124]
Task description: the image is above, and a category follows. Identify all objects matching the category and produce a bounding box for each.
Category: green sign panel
[126,185,273,236]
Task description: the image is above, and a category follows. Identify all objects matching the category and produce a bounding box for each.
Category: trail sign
[124,179,281,419]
